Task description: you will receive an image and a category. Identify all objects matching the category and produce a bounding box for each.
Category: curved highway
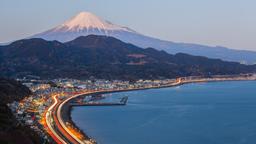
[45,81,183,144]
[45,95,67,144]
[45,94,83,144]
[57,92,96,144]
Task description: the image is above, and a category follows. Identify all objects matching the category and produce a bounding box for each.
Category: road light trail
[53,100,80,144]
[57,92,94,144]
[45,95,67,144]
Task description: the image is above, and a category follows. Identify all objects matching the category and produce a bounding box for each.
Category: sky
[1,0,256,51]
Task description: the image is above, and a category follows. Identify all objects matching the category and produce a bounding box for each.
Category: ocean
[71,81,256,144]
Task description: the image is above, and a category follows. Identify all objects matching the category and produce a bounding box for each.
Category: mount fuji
[32,12,256,64]
[32,12,166,48]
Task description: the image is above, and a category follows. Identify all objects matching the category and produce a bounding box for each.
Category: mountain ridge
[1,35,255,80]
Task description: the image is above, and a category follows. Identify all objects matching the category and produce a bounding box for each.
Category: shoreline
[59,75,256,143]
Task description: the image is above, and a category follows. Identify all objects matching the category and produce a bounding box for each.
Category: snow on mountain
[61,12,133,32]
[32,12,139,42]
[32,12,256,64]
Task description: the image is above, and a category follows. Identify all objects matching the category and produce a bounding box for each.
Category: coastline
[59,75,256,144]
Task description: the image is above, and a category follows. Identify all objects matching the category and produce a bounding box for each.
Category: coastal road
[45,95,67,144]
[44,91,96,144]
[45,94,82,144]
[53,98,80,144]
[57,92,95,144]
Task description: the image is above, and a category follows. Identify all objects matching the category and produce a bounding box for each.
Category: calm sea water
[71,81,256,144]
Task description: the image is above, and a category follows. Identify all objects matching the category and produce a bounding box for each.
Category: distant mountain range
[0,35,255,80]
[31,12,256,64]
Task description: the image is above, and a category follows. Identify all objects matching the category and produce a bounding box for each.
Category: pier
[70,96,128,107]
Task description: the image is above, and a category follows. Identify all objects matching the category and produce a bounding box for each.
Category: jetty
[70,96,128,107]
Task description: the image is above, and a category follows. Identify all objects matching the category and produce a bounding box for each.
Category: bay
[71,81,256,144]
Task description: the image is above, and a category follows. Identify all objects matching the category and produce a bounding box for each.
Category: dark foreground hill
[0,35,255,80]
[0,78,41,144]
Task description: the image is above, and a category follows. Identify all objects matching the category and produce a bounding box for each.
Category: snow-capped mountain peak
[56,12,132,32]
[32,11,138,41]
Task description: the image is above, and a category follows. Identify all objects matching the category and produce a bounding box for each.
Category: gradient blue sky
[1,0,256,51]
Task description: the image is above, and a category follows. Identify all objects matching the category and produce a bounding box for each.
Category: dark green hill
[0,35,255,80]
[0,78,41,144]
[0,78,31,103]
